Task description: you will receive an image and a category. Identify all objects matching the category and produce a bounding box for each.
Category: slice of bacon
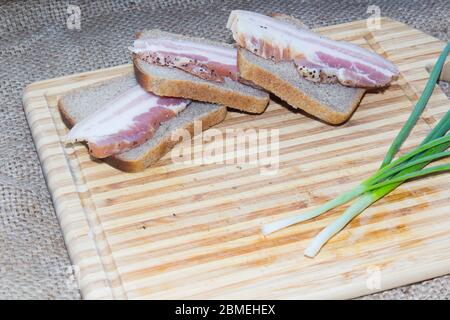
[66,85,190,158]
[130,37,239,82]
[227,10,399,88]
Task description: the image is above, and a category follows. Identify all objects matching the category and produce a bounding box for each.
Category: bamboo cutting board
[23,18,450,299]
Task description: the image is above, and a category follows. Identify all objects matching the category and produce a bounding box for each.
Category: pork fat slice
[66,85,190,158]
[130,38,239,82]
[227,10,399,88]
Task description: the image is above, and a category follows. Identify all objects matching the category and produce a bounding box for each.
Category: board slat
[23,18,449,299]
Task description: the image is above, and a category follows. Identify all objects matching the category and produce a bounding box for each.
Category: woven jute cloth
[0,0,448,300]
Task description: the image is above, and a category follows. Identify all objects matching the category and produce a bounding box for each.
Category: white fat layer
[227,10,398,78]
[228,10,395,69]
[130,38,237,67]
[66,85,190,142]
[135,38,236,57]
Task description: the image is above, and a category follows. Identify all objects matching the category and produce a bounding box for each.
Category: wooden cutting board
[23,18,449,299]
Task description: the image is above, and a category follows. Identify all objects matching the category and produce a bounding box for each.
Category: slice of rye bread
[133,29,270,114]
[58,73,227,172]
[236,15,366,125]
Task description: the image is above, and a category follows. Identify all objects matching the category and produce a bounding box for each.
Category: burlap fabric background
[0,0,448,300]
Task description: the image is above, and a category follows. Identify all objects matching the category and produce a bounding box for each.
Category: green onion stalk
[262,42,450,257]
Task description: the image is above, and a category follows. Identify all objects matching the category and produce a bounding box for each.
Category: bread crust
[58,99,227,173]
[237,49,366,124]
[134,58,269,114]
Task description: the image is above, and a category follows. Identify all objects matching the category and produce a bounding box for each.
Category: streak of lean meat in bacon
[130,37,239,82]
[227,10,399,88]
[66,85,190,158]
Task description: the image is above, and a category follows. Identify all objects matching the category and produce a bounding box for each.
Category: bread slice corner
[58,73,227,172]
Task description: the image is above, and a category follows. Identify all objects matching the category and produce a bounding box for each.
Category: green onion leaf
[380,43,450,168]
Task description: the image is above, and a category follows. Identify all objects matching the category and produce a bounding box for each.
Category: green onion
[304,193,377,257]
[304,141,450,258]
[262,134,450,236]
[262,43,450,257]
[261,184,366,235]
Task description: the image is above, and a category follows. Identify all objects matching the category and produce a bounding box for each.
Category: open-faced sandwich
[130,30,270,114]
[59,73,227,172]
[227,10,399,124]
